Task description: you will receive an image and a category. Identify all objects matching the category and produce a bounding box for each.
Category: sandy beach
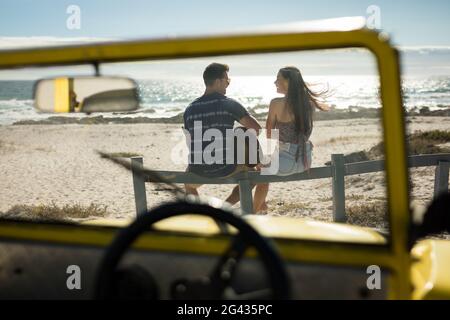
[0,115,449,228]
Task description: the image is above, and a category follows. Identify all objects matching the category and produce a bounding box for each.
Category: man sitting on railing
[183,63,262,203]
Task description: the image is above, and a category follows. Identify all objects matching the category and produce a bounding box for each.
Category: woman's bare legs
[253,183,269,213]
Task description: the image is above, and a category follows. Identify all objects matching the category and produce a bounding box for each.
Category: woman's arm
[266,99,278,139]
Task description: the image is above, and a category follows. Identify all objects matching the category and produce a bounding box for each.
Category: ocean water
[0,75,449,125]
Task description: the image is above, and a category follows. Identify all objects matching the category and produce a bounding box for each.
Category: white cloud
[0,36,117,50]
[398,46,450,54]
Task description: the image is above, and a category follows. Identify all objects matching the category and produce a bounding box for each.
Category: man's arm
[228,99,261,135]
[238,114,262,135]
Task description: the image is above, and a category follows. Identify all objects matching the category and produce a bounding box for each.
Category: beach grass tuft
[346,201,388,229]
[0,202,109,222]
[331,130,450,165]
[370,130,450,158]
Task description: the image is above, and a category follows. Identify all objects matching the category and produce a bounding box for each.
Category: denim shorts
[277,141,313,176]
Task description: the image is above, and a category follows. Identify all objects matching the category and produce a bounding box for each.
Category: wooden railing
[131,153,450,222]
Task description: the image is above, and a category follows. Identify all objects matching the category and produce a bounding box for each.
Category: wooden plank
[344,153,450,176]
[145,166,333,184]
[131,156,148,217]
[434,161,449,199]
[409,153,450,168]
[239,179,254,215]
[249,166,333,183]
[331,154,346,223]
[345,160,385,176]
[145,171,240,184]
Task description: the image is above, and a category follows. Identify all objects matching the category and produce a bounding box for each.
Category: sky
[0,0,449,79]
[0,0,449,46]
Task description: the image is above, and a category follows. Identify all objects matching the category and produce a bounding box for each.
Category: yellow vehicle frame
[0,18,411,299]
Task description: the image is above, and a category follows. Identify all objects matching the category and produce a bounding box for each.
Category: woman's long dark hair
[279,66,328,139]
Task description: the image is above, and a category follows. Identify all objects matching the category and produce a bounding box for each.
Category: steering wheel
[95,201,291,299]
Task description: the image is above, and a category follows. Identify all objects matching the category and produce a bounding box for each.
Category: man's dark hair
[203,63,229,86]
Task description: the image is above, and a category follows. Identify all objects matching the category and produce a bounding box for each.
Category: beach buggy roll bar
[1,16,377,68]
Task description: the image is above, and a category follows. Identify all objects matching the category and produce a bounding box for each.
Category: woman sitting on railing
[253,66,329,213]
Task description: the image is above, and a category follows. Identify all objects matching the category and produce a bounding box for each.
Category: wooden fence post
[331,154,346,222]
[434,161,449,199]
[239,178,254,215]
[131,156,148,217]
